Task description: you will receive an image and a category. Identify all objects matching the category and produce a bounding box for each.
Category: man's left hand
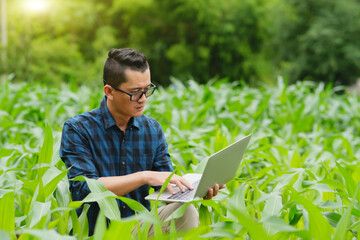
[203,184,226,200]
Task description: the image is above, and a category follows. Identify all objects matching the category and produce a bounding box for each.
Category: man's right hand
[143,171,193,194]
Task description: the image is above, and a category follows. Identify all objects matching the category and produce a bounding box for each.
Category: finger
[170,179,185,192]
[213,184,220,196]
[180,178,193,190]
[220,184,226,189]
[168,174,183,192]
[170,176,192,192]
[167,184,175,194]
[206,187,213,200]
[176,180,185,192]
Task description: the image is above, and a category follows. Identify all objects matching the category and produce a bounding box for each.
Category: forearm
[98,171,147,196]
[98,171,192,196]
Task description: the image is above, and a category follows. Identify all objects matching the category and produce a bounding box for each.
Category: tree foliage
[266,0,360,85]
[2,0,360,86]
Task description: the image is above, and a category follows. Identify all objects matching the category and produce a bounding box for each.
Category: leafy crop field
[1,78,360,239]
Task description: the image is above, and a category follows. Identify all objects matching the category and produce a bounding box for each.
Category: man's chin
[132,111,144,117]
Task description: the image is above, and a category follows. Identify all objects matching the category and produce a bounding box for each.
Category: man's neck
[106,100,130,132]
[116,119,129,132]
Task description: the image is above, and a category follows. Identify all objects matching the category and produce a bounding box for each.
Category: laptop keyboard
[167,180,200,200]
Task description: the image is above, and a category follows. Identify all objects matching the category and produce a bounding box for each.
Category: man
[60,48,221,236]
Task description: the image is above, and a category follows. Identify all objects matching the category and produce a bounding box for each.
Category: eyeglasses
[103,79,156,101]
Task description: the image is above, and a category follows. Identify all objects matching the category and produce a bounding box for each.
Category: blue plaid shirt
[60,96,173,234]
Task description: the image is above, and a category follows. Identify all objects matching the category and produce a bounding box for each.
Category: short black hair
[103,48,149,87]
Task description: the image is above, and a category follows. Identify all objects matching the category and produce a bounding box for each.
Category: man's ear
[104,85,114,100]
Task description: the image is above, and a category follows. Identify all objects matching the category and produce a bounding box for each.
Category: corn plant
[0,77,360,239]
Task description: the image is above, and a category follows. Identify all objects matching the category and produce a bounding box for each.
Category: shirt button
[123,206,126,209]
[122,161,125,165]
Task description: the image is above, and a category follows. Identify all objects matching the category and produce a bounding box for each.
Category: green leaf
[340,136,354,158]
[169,218,177,239]
[262,195,283,218]
[54,180,70,208]
[28,201,51,229]
[43,170,68,199]
[80,191,115,203]
[201,228,238,238]
[70,210,81,237]
[38,124,53,173]
[0,230,12,240]
[227,183,248,221]
[164,202,192,223]
[78,204,90,238]
[72,176,121,221]
[118,196,150,213]
[227,202,269,239]
[333,182,360,239]
[182,225,210,239]
[154,170,176,206]
[102,220,136,240]
[310,183,335,193]
[291,192,332,240]
[20,229,76,240]
[68,201,83,209]
[336,162,358,201]
[93,210,106,240]
[0,192,15,232]
[199,204,212,226]
[199,199,226,221]
[290,150,301,168]
[261,216,298,232]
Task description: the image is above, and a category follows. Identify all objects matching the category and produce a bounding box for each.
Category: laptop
[145,134,252,203]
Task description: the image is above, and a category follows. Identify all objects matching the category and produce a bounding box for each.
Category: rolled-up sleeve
[60,122,99,201]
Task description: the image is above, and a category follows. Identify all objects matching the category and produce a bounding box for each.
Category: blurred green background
[1,0,360,87]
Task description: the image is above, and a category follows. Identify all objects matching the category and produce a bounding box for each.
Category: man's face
[111,68,151,119]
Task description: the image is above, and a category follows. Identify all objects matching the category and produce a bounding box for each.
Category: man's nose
[137,92,147,102]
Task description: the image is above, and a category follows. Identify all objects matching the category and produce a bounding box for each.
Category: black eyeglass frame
[103,79,156,101]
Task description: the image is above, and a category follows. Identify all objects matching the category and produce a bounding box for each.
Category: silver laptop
[145,134,252,203]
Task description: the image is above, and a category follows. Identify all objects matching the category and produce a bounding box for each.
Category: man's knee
[146,203,200,235]
[174,204,200,231]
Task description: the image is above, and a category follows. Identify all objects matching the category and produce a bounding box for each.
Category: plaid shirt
[59,96,173,234]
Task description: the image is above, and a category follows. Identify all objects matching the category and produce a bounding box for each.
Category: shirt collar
[129,116,141,129]
[100,96,140,130]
